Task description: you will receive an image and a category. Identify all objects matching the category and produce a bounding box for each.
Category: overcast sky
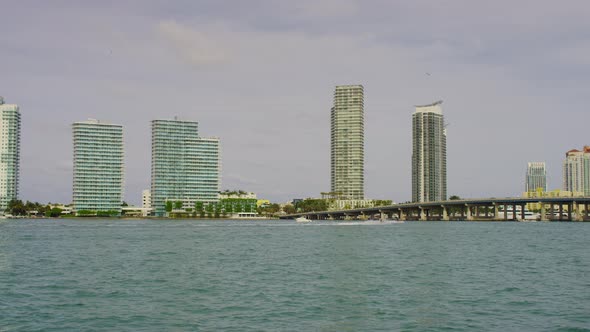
[1,0,589,205]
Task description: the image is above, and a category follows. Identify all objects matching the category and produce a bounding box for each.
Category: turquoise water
[0,219,589,331]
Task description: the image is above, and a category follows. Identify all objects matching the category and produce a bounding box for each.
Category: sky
[1,0,589,205]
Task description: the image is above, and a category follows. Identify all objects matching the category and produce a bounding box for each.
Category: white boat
[295,216,312,223]
[497,206,540,221]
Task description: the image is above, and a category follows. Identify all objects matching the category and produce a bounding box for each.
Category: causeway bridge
[280,197,590,221]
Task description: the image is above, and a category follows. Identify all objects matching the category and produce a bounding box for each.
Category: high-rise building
[525,162,547,192]
[72,119,124,215]
[412,100,447,202]
[151,119,221,216]
[563,146,590,195]
[0,97,21,213]
[331,85,364,200]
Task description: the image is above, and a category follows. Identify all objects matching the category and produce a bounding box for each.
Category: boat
[497,206,540,221]
[295,216,312,223]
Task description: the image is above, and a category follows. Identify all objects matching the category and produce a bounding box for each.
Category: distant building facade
[563,146,590,195]
[331,85,364,200]
[72,119,124,215]
[151,119,220,217]
[525,162,547,192]
[412,101,447,202]
[0,97,20,213]
[142,189,151,209]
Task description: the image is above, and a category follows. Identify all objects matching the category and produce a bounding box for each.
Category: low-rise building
[523,189,585,211]
[142,189,151,209]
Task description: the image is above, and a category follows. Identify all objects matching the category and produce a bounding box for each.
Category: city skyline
[2,1,590,205]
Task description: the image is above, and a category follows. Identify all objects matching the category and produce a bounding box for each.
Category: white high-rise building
[331,85,364,200]
[0,97,21,213]
[151,119,221,217]
[73,119,124,215]
[563,147,590,195]
[412,100,447,202]
[525,162,547,192]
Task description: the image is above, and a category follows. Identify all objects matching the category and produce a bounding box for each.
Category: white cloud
[156,20,230,67]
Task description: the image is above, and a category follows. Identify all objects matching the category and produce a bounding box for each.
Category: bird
[426,72,431,76]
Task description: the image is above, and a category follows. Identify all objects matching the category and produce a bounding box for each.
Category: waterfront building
[72,119,124,215]
[563,147,590,195]
[412,100,447,202]
[525,162,547,192]
[219,191,257,199]
[142,189,151,209]
[523,188,585,212]
[0,97,20,213]
[331,85,364,200]
[151,119,221,217]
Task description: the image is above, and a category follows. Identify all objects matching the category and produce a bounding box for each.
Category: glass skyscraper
[330,85,364,200]
[525,162,547,192]
[72,119,124,215]
[412,101,447,202]
[151,119,220,217]
[0,97,21,213]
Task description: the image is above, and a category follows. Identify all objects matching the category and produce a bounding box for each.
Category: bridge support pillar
[493,204,499,220]
[521,204,526,221]
[512,205,517,221]
[574,202,583,221]
[585,204,589,219]
[559,204,564,221]
[466,205,473,221]
[419,207,427,221]
[503,204,508,221]
[540,204,548,221]
[380,212,387,221]
[442,206,449,221]
[400,209,407,221]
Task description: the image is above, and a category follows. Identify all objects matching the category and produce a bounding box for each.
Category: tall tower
[525,162,547,192]
[72,119,124,215]
[563,146,590,195]
[412,101,447,202]
[151,119,221,216]
[330,85,364,200]
[0,97,21,213]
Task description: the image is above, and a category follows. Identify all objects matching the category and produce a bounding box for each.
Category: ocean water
[0,219,589,331]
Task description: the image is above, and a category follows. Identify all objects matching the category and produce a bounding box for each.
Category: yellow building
[523,189,584,211]
[256,199,270,208]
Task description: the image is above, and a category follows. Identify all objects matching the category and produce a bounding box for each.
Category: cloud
[156,20,229,67]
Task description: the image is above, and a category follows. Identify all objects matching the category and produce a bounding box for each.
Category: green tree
[449,195,461,200]
[165,201,173,212]
[45,207,63,218]
[174,201,183,209]
[206,203,214,218]
[295,199,329,213]
[5,200,26,216]
[283,204,296,214]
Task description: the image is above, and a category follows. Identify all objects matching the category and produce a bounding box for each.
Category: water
[1,219,589,331]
